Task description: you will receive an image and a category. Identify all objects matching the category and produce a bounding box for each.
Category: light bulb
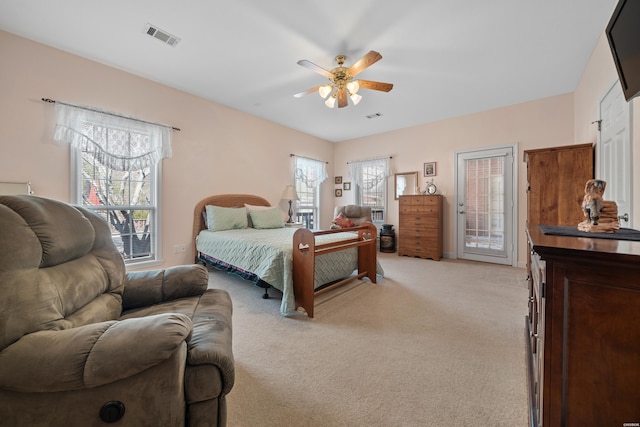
[325,96,336,108]
[346,80,360,94]
[350,93,362,105]
[318,85,332,99]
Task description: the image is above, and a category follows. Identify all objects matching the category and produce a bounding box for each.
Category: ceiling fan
[294,50,393,108]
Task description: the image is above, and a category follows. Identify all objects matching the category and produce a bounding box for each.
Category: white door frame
[453,143,518,267]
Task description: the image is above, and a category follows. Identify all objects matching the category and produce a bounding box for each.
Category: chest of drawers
[526,226,640,426]
[398,195,443,260]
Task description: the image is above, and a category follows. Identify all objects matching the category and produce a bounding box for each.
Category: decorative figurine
[578,179,619,232]
[581,179,605,225]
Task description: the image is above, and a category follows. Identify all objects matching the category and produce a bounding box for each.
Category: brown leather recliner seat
[0,195,234,427]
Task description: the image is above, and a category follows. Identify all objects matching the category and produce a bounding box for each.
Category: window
[293,156,327,228]
[348,158,391,222]
[54,102,172,266]
[464,157,505,250]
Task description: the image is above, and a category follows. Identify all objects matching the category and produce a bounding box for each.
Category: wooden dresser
[398,195,442,260]
[526,226,640,426]
[524,143,594,227]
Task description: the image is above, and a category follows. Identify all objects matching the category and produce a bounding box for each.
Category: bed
[192,194,383,317]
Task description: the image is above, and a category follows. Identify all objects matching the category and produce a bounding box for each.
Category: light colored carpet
[208,252,529,427]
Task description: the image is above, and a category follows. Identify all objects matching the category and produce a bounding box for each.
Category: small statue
[581,179,606,225]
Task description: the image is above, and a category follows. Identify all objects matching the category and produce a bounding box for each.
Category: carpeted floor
[207,252,530,427]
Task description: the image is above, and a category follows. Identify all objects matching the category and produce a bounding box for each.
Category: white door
[599,81,632,227]
[455,145,517,266]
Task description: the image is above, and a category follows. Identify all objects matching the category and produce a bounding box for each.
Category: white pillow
[249,207,284,229]
[205,205,248,231]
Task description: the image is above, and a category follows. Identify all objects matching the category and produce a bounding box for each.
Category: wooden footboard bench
[292,222,378,318]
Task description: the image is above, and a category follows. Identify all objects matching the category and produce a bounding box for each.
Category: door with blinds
[455,145,517,266]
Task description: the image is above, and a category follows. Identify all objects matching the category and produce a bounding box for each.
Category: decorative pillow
[244,203,271,211]
[245,203,271,228]
[205,205,248,231]
[249,207,284,229]
[332,211,355,228]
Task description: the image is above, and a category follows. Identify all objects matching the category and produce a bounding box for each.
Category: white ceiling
[0,1,618,142]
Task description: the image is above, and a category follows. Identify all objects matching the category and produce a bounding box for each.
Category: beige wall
[0,30,335,267]
[334,94,575,267]
[3,24,634,270]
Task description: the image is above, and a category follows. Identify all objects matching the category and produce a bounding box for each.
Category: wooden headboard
[192,194,271,257]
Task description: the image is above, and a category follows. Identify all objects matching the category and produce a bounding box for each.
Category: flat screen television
[606,0,640,101]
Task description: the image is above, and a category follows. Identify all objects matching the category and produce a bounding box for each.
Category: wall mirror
[394,171,418,200]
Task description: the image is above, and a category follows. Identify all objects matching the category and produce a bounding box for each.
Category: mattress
[196,227,383,315]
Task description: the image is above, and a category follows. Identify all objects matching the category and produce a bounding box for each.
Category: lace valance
[347,157,392,188]
[294,156,328,188]
[53,102,172,171]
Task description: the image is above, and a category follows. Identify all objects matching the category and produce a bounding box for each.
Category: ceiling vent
[144,23,180,47]
[366,112,383,119]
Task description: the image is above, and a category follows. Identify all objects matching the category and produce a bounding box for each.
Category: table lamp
[281,185,299,223]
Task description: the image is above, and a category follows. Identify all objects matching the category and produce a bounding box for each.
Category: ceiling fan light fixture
[325,95,336,108]
[346,80,359,94]
[296,50,392,109]
[318,84,333,99]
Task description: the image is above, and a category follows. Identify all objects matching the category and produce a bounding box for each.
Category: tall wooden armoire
[524,143,594,228]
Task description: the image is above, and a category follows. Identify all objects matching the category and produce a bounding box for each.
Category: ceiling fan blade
[297,59,333,79]
[337,89,348,108]
[358,80,394,92]
[293,86,322,98]
[347,50,382,77]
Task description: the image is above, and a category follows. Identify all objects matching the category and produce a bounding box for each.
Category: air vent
[366,112,383,119]
[144,23,181,47]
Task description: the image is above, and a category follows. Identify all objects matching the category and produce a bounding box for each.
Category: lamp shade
[318,85,332,99]
[346,80,360,94]
[325,96,336,108]
[281,185,299,201]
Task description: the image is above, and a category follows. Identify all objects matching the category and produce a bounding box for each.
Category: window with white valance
[293,156,328,229]
[54,102,173,265]
[348,157,391,222]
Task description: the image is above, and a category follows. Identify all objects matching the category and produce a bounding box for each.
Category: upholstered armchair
[330,205,373,229]
[0,195,234,427]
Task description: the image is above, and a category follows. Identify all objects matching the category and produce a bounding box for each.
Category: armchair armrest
[123,264,209,310]
[0,313,192,393]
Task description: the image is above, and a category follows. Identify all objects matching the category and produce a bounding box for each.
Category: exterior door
[455,145,517,266]
[599,81,633,227]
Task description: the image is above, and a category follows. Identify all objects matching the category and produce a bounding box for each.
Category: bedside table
[284,222,304,228]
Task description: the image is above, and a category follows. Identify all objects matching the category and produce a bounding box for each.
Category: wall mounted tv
[606,0,640,101]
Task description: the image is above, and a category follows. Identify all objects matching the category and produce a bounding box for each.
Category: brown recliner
[0,195,234,427]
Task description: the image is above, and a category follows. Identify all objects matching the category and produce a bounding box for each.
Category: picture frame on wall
[343,182,351,191]
[335,189,343,197]
[335,176,343,184]
[424,162,436,177]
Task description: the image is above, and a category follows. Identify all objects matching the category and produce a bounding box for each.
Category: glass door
[455,145,516,265]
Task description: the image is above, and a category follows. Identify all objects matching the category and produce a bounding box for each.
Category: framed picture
[424,162,436,177]
[335,188,343,197]
[343,182,351,191]
[334,176,343,184]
